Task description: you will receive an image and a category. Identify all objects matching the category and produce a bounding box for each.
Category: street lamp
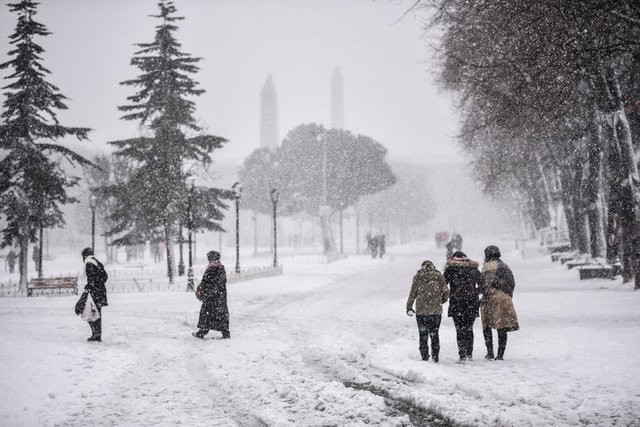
[232,182,242,274]
[186,178,196,291]
[270,188,279,268]
[89,195,98,253]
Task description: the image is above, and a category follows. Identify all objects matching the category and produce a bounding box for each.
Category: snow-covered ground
[1,239,639,426]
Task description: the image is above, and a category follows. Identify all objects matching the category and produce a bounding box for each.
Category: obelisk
[331,68,344,129]
[260,74,279,149]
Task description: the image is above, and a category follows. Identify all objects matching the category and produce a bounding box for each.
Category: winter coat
[443,257,484,318]
[84,256,108,307]
[197,262,229,332]
[406,261,449,315]
[481,260,519,331]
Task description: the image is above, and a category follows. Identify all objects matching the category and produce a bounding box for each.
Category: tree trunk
[586,109,605,258]
[319,211,336,254]
[164,223,175,284]
[19,229,29,291]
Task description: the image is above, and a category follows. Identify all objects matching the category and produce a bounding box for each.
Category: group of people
[77,242,517,364]
[77,247,230,342]
[366,233,386,258]
[406,245,519,363]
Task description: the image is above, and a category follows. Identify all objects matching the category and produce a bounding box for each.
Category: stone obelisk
[260,74,279,149]
[331,68,344,129]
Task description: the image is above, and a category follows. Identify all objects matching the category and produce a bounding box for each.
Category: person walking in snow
[193,250,230,339]
[82,247,108,342]
[406,260,449,362]
[5,249,17,273]
[480,245,519,360]
[444,251,484,362]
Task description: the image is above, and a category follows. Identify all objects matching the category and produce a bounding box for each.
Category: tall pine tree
[104,1,230,283]
[0,0,91,289]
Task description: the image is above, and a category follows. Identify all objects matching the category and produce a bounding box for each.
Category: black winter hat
[451,251,467,259]
[484,245,501,261]
[207,250,221,261]
[81,247,93,258]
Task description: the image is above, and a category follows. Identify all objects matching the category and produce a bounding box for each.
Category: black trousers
[416,315,441,360]
[452,314,476,359]
[483,327,507,355]
[89,305,102,338]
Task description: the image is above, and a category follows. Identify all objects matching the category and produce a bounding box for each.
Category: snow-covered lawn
[1,240,639,426]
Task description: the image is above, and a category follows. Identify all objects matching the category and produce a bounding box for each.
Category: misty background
[0,0,510,268]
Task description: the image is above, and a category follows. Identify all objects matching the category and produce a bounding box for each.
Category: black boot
[496,329,507,360]
[483,328,494,360]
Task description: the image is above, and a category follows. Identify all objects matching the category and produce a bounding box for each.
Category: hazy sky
[0,0,461,165]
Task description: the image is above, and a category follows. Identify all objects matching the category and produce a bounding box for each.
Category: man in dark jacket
[193,250,230,339]
[82,247,108,342]
[444,251,484,361]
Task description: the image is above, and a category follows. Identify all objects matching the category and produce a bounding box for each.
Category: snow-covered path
[1,240,640,426]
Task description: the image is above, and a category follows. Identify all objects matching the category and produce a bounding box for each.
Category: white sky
[0,0,461,164]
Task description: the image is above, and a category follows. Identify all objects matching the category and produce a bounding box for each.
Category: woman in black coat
[444,251,484,361]
[193,250,230,339]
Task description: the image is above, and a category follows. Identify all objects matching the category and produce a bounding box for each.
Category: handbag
[74,291,88,315]
[81,292,101,322]
[195,284,205,302]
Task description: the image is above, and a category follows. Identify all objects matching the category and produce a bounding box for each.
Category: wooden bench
[578,265,620,280]
[27,276,78,297]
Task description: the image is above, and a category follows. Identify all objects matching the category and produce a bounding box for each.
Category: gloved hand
[406,309,415,317]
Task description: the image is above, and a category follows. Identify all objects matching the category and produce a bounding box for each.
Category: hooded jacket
[406,261,449,315]
[443,256,484,318]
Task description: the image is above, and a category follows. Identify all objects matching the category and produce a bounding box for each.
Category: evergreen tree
[0,0,90,288]
[104,1,229,283]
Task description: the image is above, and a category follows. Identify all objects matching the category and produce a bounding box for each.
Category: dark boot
[496,329,507,360]
[192,329,208,339]
[88,317,102,342]
[483,328,494,360]
[222,330,231,339]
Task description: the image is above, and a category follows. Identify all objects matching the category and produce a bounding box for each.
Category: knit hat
[207,250,221,261]
[451,251,467,259]
[484,245,501,261]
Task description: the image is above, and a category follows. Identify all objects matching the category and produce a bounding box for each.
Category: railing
[0,265,284,297]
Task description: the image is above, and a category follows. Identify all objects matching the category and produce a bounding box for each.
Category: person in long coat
[480,245,519,360]
[193,250,230,339]
[444,251,484,361]
[82,247,108,342]
[406,260,449,362]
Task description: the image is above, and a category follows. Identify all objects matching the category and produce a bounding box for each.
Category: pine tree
[0,0,90,289]
[105,1,229,283]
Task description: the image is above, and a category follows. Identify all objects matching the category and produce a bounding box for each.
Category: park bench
[578,264,621,280]
[27,276,78,297]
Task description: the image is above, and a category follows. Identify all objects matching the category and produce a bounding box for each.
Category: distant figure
[151,242,162,264]
[378,234,386,258]
[32,245,40,272]
[445,240,455,260]
[434,231,449,249]
[82,247,109,342]
[367,233,379,258]
[193,250,230,339]
[5,249,17,274]
[406,260,449,362]
[444,251,484,362]
[452,233,463,251]
[481,245,519,360]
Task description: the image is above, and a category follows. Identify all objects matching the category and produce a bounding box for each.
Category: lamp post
[90,195,98,253]
[232,182,242,274]
[186,178,195,291]
[270,188,279,268]
[178,228,185,276]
